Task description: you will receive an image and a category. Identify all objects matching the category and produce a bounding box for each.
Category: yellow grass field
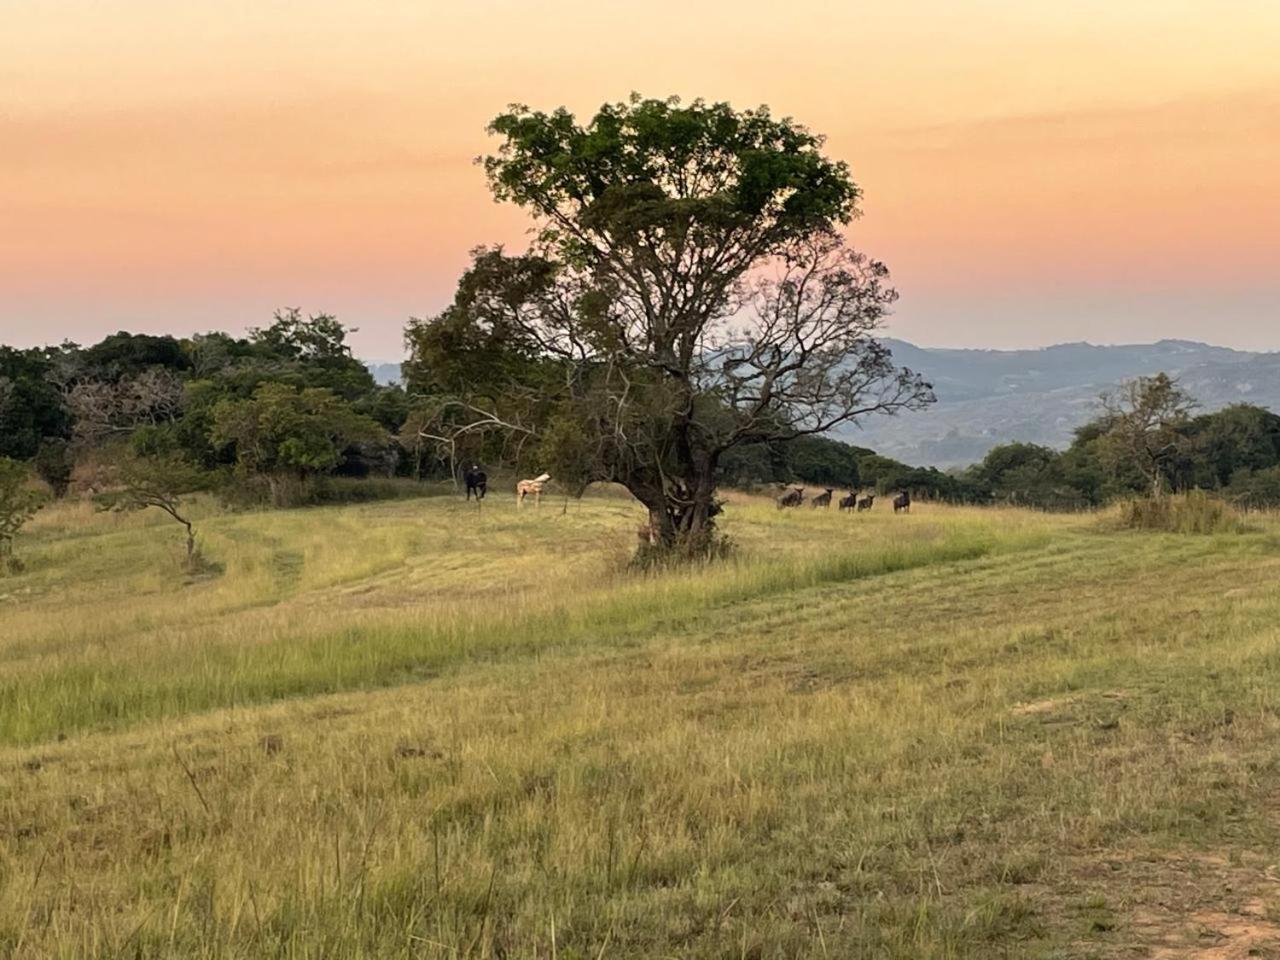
[3,490,1280,957]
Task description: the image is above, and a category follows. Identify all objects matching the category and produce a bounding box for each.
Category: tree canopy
[409,95,933,552]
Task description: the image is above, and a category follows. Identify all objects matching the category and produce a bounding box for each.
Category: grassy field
[3,489,1280,958]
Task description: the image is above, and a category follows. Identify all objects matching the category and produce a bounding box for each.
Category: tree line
[0,315,917,505]
[3,316,1279,571]
[3,95,1277,569]
[6,95,944,564]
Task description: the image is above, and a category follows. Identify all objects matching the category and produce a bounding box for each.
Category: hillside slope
[4,493,1280,956]
[841,339,1280,466]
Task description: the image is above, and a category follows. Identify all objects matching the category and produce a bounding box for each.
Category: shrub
[95,453,215,562]
[630,527,735,572]
[1114,490,1248,535]
[0,457,44,573]
[33,439,73,498]
[1225,465,1280,509]
[221,474,434,509]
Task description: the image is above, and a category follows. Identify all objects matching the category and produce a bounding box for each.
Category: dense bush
[0,457,43,572]
[33,439,72,498]
[7,317,1280,520]
[1224,466,1280,508]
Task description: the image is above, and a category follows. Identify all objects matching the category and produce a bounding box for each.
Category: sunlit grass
[3,490,1280,956]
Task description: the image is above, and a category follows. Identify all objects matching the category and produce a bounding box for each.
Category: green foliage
[1115,489,1247,534]
[485,95,860,252]
[356,383,412,432]
[1178,404,1280,489]
[716,441,781,488]
[76,331,191,381]
[211,383,388,506]
[967,442,1088,509]
[0,346,69,459]
[717,435,873,490]
[538,413,594,497]
[0,457,43,571]
[1059,398,1280,507]
[402,250,558,399]
[32,438,73,498]
[96,452,216,561]
[784,435,872,487]
[1096,373,1196,497]
[249,309,356,364]
[459,94,929,552]
[230,309,378,401]
[1224,465,1280,508]
[630,526,735,571]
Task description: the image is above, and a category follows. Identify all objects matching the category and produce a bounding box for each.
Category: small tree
[33,438,73,498]
[1098,373,1196,498]
[539,412,596,511]
[97,454,213,561]
[210,383,387,506]
[0,457,43,573]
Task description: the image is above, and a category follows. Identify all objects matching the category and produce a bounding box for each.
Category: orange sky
[3,0,1279,358]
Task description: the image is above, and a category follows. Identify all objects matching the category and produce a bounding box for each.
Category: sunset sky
[3,0,1279,359]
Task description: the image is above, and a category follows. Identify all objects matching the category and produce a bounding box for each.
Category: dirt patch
[1011,696,1080,717]
[1140,907,1280,959]
[1081,852,1280,959]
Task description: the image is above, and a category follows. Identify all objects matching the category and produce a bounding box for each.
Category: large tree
[1097,373,1196,498]
[410,96,933,551]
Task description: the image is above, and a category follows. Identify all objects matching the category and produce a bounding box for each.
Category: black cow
[463,464,487,501]
[777,487,804,509]
[810,488,834,509]
[856,494,875,512]
[893,491,911,513]
[838,492,857,511]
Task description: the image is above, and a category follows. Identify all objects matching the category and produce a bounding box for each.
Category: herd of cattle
[460,464,911,514]
[777,486,911,514]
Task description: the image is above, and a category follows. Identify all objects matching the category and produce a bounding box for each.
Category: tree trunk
[628,461,721,557]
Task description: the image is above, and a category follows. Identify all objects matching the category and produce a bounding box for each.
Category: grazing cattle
[462,464,487,501]
[516,473,551,507]
[776,487,804,509]
[856,494,875,512]
[810,488,834,509]
[893,491,911,513]
[838,493,857,511]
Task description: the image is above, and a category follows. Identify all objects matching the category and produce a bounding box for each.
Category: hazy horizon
[4,1,1278,358]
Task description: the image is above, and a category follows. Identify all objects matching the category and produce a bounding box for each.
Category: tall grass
[1114,489,1249,534]
[4,493,1280,956]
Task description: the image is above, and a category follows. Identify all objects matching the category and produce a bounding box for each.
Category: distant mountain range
[366,362,402,385]
[838,339,1280,467]
[367,340,1280,469]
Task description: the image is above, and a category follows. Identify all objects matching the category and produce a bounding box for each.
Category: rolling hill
[841,339,1280,467]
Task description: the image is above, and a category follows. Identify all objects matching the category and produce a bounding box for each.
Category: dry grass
[1113,489,1250,535]
[3,490,1280,957]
